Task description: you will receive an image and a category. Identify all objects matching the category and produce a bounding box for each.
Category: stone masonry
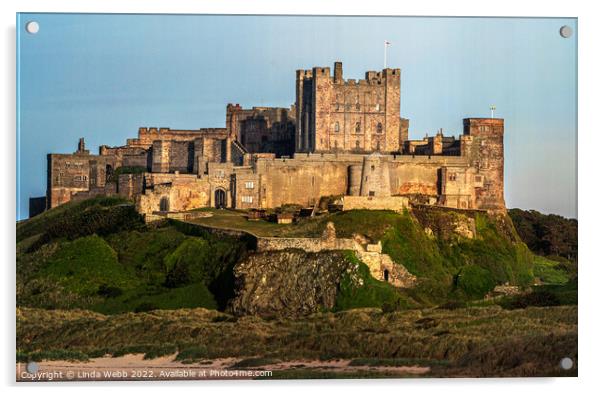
[33,61,506,219]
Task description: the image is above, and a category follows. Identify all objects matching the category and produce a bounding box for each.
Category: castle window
[356,103,360,111]
[376,123,383,134]
[475,175,483,183]
[371,165,375,171]
[369,191,375,197]
[334,122,340,132]
[449,173,457,181]
[355,122,361,133]
[242,196,253,203]
[216,170,225,178]
[356,140,360,149]
[245,181,254,189]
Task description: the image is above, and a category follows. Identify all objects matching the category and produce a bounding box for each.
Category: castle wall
[226,104,295,157]
[47,153,92,208]
[117,173,144,200]
[232,167,260,209]
[128,127,227,148]
[342,196,409,211]
[137,173,211,215]
[255,157,352,208]
[168,141,194,173]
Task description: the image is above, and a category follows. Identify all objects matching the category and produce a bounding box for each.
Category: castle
[30,62,505,219]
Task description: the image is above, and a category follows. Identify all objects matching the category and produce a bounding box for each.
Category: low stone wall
[165,211,212,221]
[256,237,357,253]
[342,196,409,212]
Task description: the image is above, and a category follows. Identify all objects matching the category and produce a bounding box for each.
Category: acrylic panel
[16,13,577,381]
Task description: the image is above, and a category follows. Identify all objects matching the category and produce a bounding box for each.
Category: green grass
[105,227,188,285]
[380,211,535,304]
[91,282,218,314]
[39,235,140,296]
[533,255,570,284]
[335,252,414,311]
[186,209,401,240]
[17,197,250,314]
[17,196,130,243]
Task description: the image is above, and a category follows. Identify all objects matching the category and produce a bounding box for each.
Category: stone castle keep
[31,62,506,218]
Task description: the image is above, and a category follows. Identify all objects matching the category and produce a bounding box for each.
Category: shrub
[164,262,191,288]
[97,284,123,298]
[500,290,560,309]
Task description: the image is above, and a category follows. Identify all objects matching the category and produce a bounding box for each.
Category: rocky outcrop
[229,250,358,317]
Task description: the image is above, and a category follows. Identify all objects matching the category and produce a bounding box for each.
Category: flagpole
[384,40,387,68]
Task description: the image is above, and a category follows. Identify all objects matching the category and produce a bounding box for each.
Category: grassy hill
[17,197,577,315]
[17,197,248,314]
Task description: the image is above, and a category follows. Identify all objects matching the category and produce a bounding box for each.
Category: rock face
[229,250,355,317]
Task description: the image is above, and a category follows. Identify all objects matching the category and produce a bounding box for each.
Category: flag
[385,40,391,46]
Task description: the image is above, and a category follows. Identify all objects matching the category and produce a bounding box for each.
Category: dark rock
[228,250,356,317]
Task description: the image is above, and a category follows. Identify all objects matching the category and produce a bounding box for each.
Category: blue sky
[16,14,577,219]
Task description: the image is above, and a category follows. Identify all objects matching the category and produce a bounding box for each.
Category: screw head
[25,21,39,34]
[26,361,39,374]
[559,25,573,38]
[560,357,574,370]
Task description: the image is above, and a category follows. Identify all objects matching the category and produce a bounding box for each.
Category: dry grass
[17,305,576,377]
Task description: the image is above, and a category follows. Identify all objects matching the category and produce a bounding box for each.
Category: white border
[2,0,599,394]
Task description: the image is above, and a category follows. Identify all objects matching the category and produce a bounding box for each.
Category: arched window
[376,122,383,134]
[355,140,360,149]
[355,122,361,133]
[384,269,390,282]
[334,122,340,132]
[356,103,360,111]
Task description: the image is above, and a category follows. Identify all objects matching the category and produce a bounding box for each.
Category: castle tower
[359,154,391,197]
[462,118,505,211]
[295,62,403,154]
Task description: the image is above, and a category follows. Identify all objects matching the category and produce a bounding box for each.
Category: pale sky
[17,14,577,219]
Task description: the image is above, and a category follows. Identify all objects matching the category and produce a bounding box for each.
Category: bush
[500,290,560,309]
[97,284,123,298]
[164,262,191,288]
[456,265,496,299]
